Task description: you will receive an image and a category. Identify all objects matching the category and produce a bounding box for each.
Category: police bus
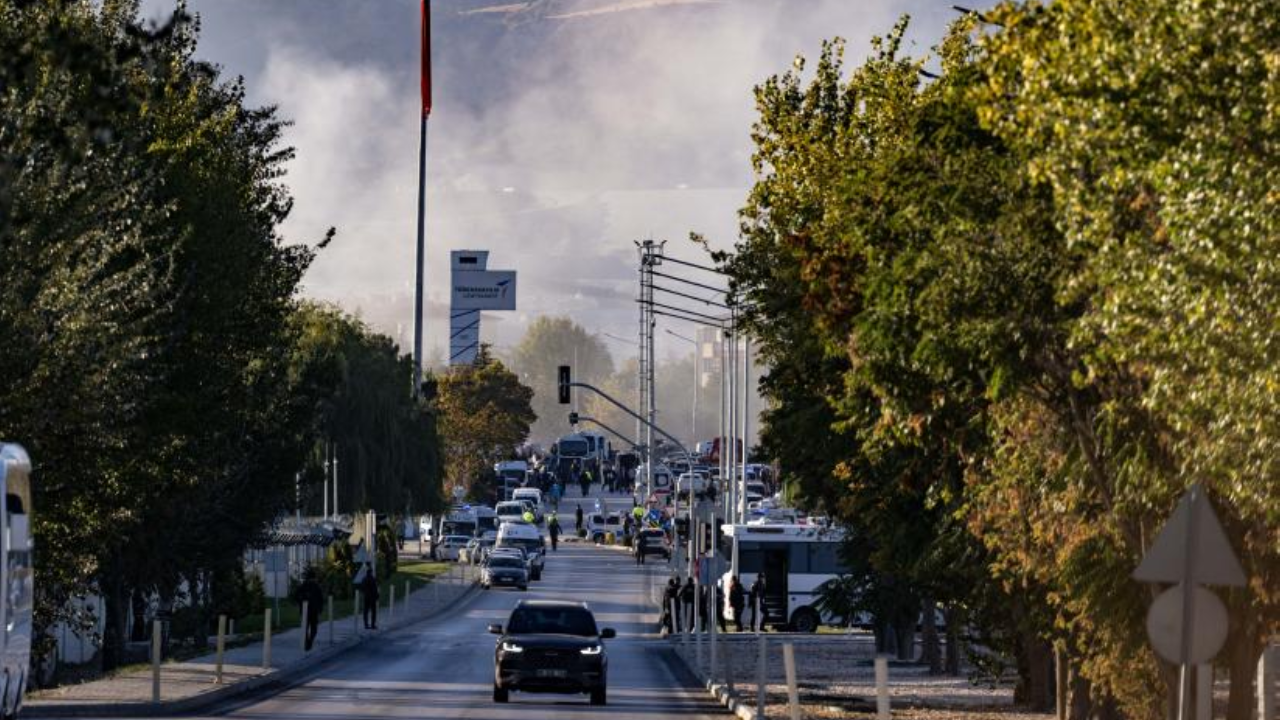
[1,444,34,719]
[721,523,846,633]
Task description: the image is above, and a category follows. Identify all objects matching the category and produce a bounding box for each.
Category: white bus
[721,523,846,633]
[1,444,34,718]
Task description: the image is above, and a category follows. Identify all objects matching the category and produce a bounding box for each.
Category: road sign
[1145,584,1229,664]
[1134,485,1246,586]
[451,270,517,310]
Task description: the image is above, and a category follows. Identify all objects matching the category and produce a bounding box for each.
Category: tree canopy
[725,3,1277,718]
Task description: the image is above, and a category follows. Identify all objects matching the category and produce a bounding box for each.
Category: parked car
[481,554,529,591]
[586,512,624,543]
[437,534,472,561]
[490,600,615,705]
[633,528,670,560]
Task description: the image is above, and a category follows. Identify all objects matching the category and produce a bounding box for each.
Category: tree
[291,303,444,517]
[509,316,614,445]
[437,348,536,501]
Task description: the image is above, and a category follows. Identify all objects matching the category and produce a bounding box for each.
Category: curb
[667,642,759,720]
[22,581,483,718]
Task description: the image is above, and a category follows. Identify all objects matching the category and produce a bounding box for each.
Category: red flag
[421,0,432,117]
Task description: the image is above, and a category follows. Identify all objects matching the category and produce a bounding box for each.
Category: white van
[511,487,543,515]
[494,501,527,525]
[496,522,545,580]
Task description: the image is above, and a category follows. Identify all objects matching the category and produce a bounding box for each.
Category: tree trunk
[944,606,962,676]
[921,596,941,674]
[130,588,148,642]
[101,561,128,672]
[894,616,916,662]
[1225,603,1261,720]
[1016,634,1054,711]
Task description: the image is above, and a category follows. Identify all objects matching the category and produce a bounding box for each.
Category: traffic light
[558,365,571,404]
[568,411,579,426]
[675,516,689,539]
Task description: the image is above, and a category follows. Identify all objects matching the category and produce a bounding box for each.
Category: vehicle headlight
[580,644,603,656]
[501,641,524,653]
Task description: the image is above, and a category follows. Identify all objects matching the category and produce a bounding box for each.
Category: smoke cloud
[139,0,951,360]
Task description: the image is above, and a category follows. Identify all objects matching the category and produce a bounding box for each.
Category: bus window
[788,544,809,573]
[808,543,844,574]
[738,548,763,574]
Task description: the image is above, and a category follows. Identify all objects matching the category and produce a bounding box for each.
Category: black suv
[490,600,615,705]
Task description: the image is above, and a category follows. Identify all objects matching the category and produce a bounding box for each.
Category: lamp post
[665,329,699,446]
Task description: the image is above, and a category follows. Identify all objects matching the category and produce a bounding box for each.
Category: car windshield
[501,537,542,553]
[506,607,598,636]
[488,556,523,568]
[496,503,524,514]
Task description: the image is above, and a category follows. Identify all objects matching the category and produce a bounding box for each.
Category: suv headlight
[501,641,524,653]
[580,644,603,656]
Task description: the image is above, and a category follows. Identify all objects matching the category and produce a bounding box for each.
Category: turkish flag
[421,0,432,116]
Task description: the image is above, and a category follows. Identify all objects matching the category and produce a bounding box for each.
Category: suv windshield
[507,606,598,636]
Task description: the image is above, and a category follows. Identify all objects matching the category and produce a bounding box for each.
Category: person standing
[681,577,696,631]
[295,568,324,650]
[665,577,683,632]
[575,503,584,532]
[749,573,767,632]
[360,567,380,630]
[548,515,560,551]
[729,576,746,632]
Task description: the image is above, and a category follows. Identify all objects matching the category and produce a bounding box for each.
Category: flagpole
[413,0,432,398]
[413,113,428,397]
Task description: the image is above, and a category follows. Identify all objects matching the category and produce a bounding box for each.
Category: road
[199,487,722,720]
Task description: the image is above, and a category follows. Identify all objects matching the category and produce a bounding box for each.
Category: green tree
[437,348,536,501]
[509,316,614,445]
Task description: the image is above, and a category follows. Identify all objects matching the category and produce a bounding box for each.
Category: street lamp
[665,329,698,447]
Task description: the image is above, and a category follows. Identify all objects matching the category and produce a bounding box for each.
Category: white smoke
[140,0,950,360]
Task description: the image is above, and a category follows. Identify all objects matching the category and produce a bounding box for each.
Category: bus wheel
[790,608,820,633]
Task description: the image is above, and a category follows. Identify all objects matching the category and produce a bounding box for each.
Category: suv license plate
[536,669,568,678]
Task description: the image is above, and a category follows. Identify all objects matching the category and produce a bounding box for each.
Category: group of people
[293,564,385,651]
[661,573,770,634]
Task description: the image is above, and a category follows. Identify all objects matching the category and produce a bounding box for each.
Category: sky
[138,0,954,363]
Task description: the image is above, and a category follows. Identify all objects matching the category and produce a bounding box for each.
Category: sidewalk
[24,563,481,717]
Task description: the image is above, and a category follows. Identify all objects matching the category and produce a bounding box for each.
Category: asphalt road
[204,486,724,720]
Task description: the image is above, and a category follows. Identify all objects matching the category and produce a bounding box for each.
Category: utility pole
[637,239,664,500]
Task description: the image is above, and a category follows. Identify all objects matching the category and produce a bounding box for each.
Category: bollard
[756,634,767,720]
[389,584,396,623]
[263,608,273,669]
[1261,646,1276,720]
[875,655,890,720]
[710,584,719,681]
[783,642,800,720]
[215,615,227,684]
[404,580,410,611]
[354,593,361,634]
[726,636,736,693]
[229,618,236,638]
[694,581,703,672]
[327,596,334,646]
[301,601,309,652]
[151,619,162,703]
